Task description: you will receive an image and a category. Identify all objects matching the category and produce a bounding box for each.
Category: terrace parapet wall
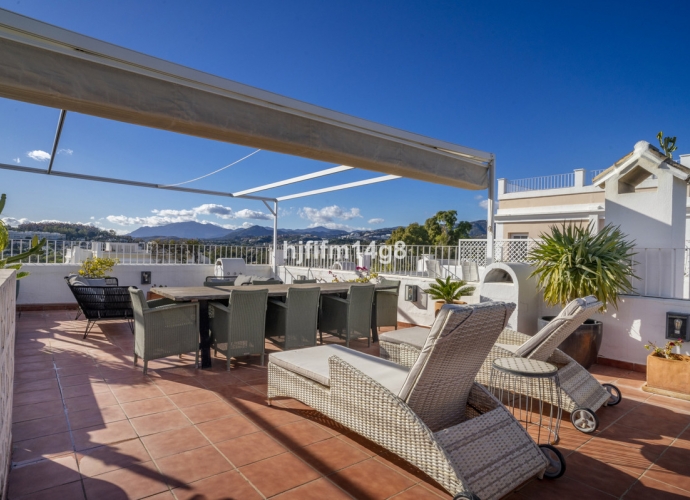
[0,270,16,499]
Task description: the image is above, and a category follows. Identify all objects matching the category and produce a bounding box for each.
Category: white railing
[587,169,605,184]
[505,173,575,193]
[1,240,272,266]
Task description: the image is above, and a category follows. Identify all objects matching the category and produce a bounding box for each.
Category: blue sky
[1,0,689,234]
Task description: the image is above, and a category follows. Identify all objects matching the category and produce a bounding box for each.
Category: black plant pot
[538,316,603,369]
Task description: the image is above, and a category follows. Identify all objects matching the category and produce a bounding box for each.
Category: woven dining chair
[375,278,400,330]
[265,286,320,350]
[319,283,374,347]
[209,288,268,369]
[128,288,199,374]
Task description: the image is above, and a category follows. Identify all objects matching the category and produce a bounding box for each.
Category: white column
[574,169,585,187]
[272,201,278,276]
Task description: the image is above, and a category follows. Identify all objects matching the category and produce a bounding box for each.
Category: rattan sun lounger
[268,302,552,500]
[380,296,621,434]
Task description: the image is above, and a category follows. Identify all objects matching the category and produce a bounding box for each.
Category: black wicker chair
[65,277,133,338]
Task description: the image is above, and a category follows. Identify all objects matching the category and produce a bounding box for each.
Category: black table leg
[371,294,379,343]
[198,299,212,369]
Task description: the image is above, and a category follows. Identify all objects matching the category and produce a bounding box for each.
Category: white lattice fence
[0,270,16,498]
[493,239,541,263]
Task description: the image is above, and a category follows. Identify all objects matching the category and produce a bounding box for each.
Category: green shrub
[79,257,119,278]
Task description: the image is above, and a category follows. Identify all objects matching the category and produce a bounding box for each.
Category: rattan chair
[209,288,268,368]
[375,278,400,330]
[380,296,620,434]
[252,278,283,285]
[265,287,320,350]
[319,283,374,347]
[128,288,200,374]
[268,302,552,499]
[66,277,133,338]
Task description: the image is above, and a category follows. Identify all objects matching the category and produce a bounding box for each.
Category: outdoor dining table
[150,282,398,369]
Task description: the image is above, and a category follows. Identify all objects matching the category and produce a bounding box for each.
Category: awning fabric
[0,9,492,190]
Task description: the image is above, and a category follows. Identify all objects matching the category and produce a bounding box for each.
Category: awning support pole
[486,154,495,265]
[47,109,67,174]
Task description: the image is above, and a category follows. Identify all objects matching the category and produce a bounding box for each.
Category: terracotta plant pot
[646,354,690,396]
[434,300,466,316]
[538,316,603,370]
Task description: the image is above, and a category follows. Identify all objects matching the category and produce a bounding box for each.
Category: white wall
[17,264,272,305]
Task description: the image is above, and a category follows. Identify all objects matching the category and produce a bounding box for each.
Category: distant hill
[128,221,231,239]
[469,220,487,238]
[14,222,131,241]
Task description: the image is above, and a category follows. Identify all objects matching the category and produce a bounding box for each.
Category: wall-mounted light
[141,271,152,285]
[666,312,689,340]
[405,284,417,302]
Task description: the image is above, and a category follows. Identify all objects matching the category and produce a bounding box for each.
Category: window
[509,233,529,240]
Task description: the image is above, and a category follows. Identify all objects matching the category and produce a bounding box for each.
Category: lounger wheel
[570,407,598,434]
[602,383,622,406]
[539,444,566,479]
[453,493,480,500]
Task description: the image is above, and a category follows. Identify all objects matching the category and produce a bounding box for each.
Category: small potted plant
[79,257,119,279]
[424,276,475,316]
[528,223,637,369]
[644,340,690,398]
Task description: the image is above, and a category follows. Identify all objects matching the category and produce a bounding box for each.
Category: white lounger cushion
[379,326,430,349]
[269,344,410,395]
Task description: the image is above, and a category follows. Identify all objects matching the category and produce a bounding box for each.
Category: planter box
[644,354,690,400]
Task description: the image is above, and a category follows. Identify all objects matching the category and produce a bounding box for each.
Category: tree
[387,210,473,246]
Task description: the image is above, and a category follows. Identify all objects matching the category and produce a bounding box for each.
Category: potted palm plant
[528,223,636,368]
[424,276,475,316]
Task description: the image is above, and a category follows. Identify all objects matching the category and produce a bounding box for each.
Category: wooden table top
[150,282,397,302]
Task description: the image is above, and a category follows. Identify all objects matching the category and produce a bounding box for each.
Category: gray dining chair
[209,288,269,369]
[376,278,400,330]
[319,284,375,347]
[265,286,320,350]
[128,287,199,374]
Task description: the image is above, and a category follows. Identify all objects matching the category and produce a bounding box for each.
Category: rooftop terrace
[8,312,690,500]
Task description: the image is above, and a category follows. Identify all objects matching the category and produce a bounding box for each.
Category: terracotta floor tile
[111,384,165,404]
[156,445,232,485]
[592,397,643,430]
[273,477,353,499]
[57,362,101,377]
[624,475,690,499]
[12,413,69,442]
[265,420,333,449]
[645,445,690,492]
[64,391,119,412]
[153,377,203,395]
[14,378,60,394]
[295,437,369,474]
[328,458,415,500]
[647,394,690,414]
[12,387,62,407]
[215,431,287,467]
[129,409,191,436]
[390,485,449,499]
[196,414,261,443]
[14,369,57,384]
[120,397,176,419]
[179,400,238,424]
[216,385,271,414]
[82,460,171,499]
[12,399,65,423]
[172,470,262,500]
[8,453,81,497]
[11,431,74,464]
[510,476,615,499]
[61,381,111,399]
[564,451,642,497]
[245,406,304,429]
[167,388,219,408]
[616,403,690,439]
[77,438,152,477]
[68,405,128,430]
[72,419,139,451]
[577,437,660,472]
[240,452,320,497]
[13,480,86,500]
[141,426,210,459]
[336,432,387,457]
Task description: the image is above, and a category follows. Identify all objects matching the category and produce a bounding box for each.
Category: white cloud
[299,205,362,227]
[12,158,20,164]
[58,149,73,155]
[479,199,490,209]
[240,221,254,229]
[235,209,271,220]
[368,218,384,224]
[474,194,484,200]
[1,217,29,226]
[27,150,51,162]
